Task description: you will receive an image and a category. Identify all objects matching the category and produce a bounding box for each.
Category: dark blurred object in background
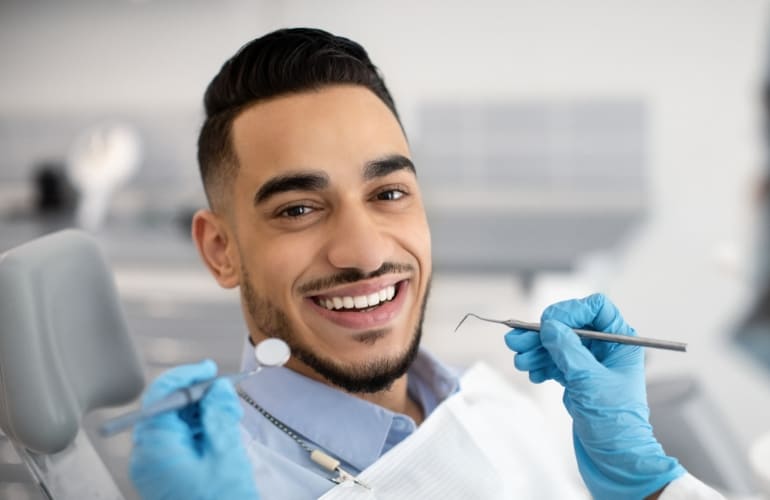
[735,285,770,373]
[733,35,770,375]
[32,160,77,215]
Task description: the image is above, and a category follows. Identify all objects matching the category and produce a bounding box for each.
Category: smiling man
[129,28,725,500]
[194,73,432,420]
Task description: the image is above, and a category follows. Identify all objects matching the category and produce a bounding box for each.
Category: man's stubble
[240,265,430,393]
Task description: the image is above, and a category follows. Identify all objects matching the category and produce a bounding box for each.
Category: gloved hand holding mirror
[125,338,289,500]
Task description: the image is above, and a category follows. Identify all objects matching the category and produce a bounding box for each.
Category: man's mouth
[307,280,409,330]
[313,283,398,312]
[312,283,399,312]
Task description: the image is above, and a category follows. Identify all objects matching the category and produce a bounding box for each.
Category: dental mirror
[254,337,291,368]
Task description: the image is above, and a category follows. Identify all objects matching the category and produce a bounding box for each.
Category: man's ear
[191,209,240,289]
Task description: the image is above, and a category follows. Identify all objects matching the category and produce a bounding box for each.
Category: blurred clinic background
[2,0,770,498]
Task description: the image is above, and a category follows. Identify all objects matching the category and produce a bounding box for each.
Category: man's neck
[354,375,425,425]
[287,358,425,425]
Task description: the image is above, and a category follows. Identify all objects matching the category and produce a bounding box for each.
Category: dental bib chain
[236,387,371,490]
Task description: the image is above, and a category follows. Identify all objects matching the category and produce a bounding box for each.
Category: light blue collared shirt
[238,343,460,500]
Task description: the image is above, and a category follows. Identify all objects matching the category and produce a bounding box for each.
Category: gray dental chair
[0,230,145,499]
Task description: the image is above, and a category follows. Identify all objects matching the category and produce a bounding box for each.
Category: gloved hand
[504,294,685,499]
[129,360,260,500]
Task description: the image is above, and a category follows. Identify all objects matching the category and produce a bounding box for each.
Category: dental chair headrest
[0,229,144,453]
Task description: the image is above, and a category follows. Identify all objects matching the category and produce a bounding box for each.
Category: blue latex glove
[129,360,259,500]
[504,294,685,499]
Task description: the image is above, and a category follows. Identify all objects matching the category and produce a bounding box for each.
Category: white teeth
[319,284,398,310]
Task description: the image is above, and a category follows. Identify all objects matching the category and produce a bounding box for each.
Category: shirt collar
[238,339,459,471]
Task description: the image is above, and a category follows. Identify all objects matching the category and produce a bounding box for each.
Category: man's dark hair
[197,27,402,208]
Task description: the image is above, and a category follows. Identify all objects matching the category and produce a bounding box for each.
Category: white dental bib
[317,363,588,500]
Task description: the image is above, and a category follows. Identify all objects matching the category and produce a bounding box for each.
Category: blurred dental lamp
[67,124,142,231]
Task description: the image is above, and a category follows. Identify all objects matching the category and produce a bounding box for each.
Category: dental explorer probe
[455,313,687,352]
[99,338,291,437]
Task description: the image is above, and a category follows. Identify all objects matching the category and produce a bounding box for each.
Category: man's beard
[240,264,429,394]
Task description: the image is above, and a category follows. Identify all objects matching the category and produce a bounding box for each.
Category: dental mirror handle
[98,371,254,437]
[100,338,290,437]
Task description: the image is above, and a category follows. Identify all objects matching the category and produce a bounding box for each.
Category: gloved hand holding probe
[504,293,686,499]
[129,360,260,500]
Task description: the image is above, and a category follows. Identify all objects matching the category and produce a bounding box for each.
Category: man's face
[226,85,432,392]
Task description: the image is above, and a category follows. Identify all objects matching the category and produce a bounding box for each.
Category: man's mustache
[298,262,414,295]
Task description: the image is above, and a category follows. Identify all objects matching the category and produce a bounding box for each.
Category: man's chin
[294,281,430,393]
[291,332,422,394]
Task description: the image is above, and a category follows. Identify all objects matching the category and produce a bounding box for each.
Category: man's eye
[376,189,406,201]
[279,205,314,218]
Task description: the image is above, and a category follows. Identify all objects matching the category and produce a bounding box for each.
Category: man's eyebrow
[363,155,416,180]
[254,171,329,205]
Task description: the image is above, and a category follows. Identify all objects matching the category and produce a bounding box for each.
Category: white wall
[0,0,278,113]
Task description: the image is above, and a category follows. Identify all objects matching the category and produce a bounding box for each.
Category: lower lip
[307,280,410,330]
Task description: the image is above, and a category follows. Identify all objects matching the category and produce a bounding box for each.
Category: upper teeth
[320,285,396,310]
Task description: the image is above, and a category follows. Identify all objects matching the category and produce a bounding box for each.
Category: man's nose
[325,207,391,273]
